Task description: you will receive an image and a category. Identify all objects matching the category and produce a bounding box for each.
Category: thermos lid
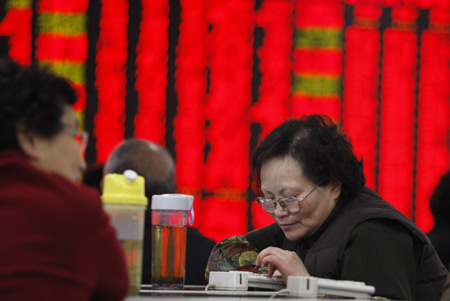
[101,170,148,206]
[151,194,194,211]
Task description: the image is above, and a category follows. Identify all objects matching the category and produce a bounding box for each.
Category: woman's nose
[274,202,289,217]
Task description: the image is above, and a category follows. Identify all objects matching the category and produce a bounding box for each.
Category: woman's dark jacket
[246,187,447,300]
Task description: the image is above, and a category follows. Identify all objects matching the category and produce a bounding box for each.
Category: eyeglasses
[62,126,89,153]
[256,185,319,214]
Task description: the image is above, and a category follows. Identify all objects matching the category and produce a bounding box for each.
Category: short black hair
[0,57,77,151]
[252,115,366,202]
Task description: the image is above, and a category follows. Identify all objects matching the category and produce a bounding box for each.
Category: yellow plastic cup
[101,170,148,296]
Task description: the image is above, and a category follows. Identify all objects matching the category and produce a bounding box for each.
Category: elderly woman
[0,58,128,299]
[208,115,446,300]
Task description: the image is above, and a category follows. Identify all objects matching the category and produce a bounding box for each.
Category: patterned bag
[205,235,260,281]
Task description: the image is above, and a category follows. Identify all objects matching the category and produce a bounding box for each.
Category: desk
[126,285,377,300]
[128,285,300,300]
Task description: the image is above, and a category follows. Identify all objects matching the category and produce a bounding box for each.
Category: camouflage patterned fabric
[205,235,259,280]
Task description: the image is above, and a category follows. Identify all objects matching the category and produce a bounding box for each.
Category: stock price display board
[1,0,450,240]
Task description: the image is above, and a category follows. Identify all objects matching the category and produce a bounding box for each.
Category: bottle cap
[151,194,194,210]
[101,170,148,206]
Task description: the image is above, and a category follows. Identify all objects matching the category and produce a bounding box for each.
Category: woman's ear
[329,179,342,201]
[16,124,39,159]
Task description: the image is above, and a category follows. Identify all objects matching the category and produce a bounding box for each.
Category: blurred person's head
[104,139,175,197]
[430,171,450,226]
[0,57,87,182]
[252,115,366,241]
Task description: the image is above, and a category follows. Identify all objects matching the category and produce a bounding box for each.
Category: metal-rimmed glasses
[62,126,89,153]
[256,185,319,214]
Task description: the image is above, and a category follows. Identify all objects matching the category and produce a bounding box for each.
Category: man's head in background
[104,138,216,286]
[104,139,175,197]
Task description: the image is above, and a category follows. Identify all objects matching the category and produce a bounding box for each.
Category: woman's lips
[279,222,296,230]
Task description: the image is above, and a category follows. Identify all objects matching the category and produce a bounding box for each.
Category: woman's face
[260,156,341,241]
[28,105,86,182]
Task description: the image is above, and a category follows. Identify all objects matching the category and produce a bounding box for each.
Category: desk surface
[127,285,357,300]
[130,285,295,300]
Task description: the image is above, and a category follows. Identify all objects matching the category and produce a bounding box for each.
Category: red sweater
[0,151,129,300]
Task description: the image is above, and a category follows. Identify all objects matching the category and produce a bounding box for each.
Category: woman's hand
[256,246,310,282]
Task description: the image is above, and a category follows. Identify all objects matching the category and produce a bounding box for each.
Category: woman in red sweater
[0,58,129,300]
